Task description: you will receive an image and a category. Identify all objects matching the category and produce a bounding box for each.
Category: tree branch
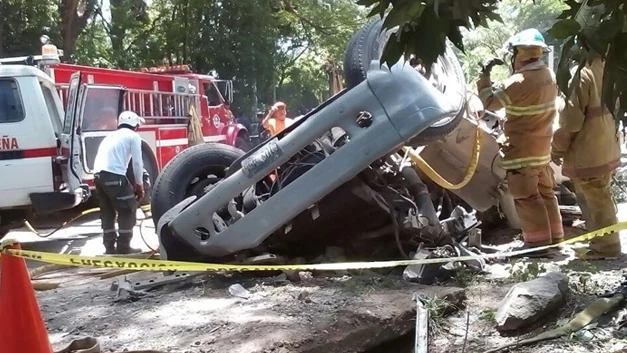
[123,12,168,52]
[95,6,113,35]
[281,0,332,35]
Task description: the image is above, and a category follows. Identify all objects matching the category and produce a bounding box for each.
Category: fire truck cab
[0,41,249,235]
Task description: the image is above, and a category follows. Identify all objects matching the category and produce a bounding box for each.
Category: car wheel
[343,17,467,146]
[151,143,245,260]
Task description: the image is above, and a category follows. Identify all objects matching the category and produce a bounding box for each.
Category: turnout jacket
[477,61,558,170]
[552,56,621,178]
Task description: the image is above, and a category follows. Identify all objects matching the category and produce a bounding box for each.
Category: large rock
[495,271,569,332]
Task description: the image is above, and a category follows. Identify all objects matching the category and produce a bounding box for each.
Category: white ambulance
[0,45,90,236]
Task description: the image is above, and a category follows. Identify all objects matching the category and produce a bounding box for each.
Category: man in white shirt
[93,111,146,254]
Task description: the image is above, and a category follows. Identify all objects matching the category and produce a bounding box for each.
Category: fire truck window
[204,82,222,107]
[40,83,63,134]
[0,79,25,123]
[81,88,121,131]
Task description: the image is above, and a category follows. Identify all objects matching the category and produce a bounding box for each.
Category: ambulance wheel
[343,17,466,146]
[151,143,245,261]
[235,136,252,152]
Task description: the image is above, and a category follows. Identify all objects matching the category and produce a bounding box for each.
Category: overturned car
[150,18,558,271]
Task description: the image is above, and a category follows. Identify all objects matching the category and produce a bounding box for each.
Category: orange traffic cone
[0,244,54,353]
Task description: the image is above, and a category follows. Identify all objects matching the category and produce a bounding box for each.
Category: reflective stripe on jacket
[552,56,621,178]
[477,61,558,170]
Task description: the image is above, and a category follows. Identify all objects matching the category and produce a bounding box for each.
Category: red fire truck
[0,41,249,235]
[49,62,251,186]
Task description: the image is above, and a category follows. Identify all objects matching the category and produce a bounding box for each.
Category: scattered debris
[111,272,205,293]
[486,278,627,353]
[495,272,569,332]
[228,283,252,299]
[273,273,289,283]
[111,276,151,302]
[403,245,457,285]
[413,294,429,353]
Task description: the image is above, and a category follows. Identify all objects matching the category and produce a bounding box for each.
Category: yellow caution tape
[2,221,627,272]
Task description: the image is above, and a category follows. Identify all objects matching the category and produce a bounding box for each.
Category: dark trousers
[94,171,137,245]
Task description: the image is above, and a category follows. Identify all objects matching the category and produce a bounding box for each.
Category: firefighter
[93,111,146,255]
[261,101,294,136]
[477,28,563,255]
[552,53,622,260]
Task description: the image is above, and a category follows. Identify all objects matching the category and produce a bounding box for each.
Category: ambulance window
[204,82,222,106]
[0,79,25,123]
[40,84,62,133]
[81,87,121,131]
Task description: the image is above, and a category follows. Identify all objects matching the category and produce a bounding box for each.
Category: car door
[76,84,125,173]
[58,72,87,193]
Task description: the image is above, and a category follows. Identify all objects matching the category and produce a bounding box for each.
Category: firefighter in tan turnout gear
[477,29,563,255]
[552,53,622,260]
[93,111,146,255]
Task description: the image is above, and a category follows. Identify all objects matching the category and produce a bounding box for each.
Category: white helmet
[118,111,145,128]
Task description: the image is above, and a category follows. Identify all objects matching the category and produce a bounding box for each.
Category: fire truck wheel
[343,17,466,146]
[151,143,245,260]
[235,136,252,152]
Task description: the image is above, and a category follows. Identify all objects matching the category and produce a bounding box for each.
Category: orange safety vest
[264,117,294,136]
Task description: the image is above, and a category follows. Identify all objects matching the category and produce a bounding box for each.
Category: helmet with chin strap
[508,28,550,52]
[507,28,550,71]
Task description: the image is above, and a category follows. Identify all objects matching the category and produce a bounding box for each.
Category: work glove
[479,57,505,75]
[134,184,145,201]
[551,151,564,166]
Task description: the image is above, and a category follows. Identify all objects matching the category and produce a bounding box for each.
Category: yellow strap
[402,120,482,190]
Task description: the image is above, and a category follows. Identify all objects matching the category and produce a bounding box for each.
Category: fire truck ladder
[56,84,201,125]
[124,89,200,125]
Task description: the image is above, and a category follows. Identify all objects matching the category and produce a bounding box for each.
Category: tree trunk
[183,0,189,64]
[0,4,4,57]
[252,79,258,117]
[58,0,97,62]
[109,0,127,68]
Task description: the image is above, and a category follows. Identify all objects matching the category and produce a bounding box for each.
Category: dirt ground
[12,204,627,353]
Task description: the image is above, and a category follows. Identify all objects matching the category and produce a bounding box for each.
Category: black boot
[104,239,117,255]
[116,235,142,255]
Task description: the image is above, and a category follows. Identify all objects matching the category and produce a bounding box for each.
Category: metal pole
[414,294,429,353]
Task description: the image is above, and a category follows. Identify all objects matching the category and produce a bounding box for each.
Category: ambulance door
[76,84,125,173]
[59,72,87,193]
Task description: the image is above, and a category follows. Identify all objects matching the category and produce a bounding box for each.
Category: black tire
[235,136,253,152]
[140,149,159,207]
[343,17,467,146]
[151,143,245,259]
[125,145,158,207]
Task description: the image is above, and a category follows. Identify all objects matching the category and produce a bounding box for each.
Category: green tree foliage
[358,0,627,117]
[0,0,60,57]
[0,0,366,118]
[457,0,567,84]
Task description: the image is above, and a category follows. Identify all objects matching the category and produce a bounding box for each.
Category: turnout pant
[572,173,621,254]
[94,171,137,246]
[507,165,564,246]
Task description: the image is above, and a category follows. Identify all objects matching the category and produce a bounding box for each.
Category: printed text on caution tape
[3,222,626,272]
